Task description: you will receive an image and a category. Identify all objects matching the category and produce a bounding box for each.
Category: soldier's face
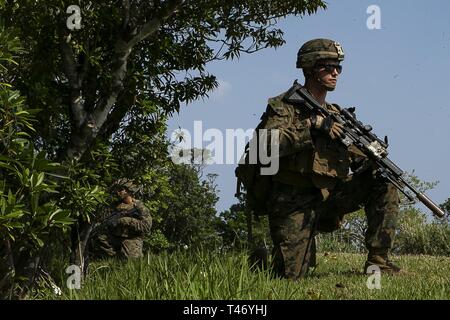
[117,189,133,204]
[314,59,341,91]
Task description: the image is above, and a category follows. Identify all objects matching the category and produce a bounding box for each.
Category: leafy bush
[0,25,74,298]
[215,200,272,251]
[394,208,450,255]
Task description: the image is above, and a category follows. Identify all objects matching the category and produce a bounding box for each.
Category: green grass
[45,250,450,300]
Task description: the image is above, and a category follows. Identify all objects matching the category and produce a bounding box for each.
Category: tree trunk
[70,219,93,276]
[0,239,15,299]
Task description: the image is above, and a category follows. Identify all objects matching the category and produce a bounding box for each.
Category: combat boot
[364,249,401,275]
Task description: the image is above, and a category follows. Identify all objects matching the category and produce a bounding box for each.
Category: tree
[0,0,325,270]
[156,164,220,250]
[1,0,327,277]
[2,0,326,161]
[216,199,271,251]
[440,198,450,221]
[0,24,73,299]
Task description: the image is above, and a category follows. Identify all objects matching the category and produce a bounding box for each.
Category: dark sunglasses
[316,63,343,74]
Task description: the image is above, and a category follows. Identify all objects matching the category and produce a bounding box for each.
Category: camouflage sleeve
[260,98,314,158]
[115,215,152,237]
[115,200,152,236]
[132,200,150,216]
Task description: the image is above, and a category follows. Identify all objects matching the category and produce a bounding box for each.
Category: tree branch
[94,0,185,126]
[96,90,135,143]
[121,0,131,32]
[128,0,184,48]
[60,35,87,129]
[66,0,185,159]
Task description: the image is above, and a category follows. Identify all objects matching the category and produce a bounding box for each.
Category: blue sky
[167,0,450,215]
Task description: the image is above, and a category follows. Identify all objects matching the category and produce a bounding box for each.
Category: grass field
[47,250,450,300]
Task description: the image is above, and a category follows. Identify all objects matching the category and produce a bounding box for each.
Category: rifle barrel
[416,192,445,218]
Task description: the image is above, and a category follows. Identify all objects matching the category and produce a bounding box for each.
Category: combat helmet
[296,38,345,69]
[111,178,142,196]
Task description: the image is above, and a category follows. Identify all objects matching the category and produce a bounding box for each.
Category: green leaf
[35,172,45,187]
[1,198,6,215]
[2,210,24,219]
[14,110,29,116]
[48,208,63,221]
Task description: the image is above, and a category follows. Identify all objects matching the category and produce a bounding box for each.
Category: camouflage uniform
[90,200,152,259]
[260,39,400,280]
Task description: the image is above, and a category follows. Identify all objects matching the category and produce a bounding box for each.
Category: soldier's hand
[311,115,345,139]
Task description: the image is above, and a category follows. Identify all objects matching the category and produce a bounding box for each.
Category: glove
[310,114,345,139]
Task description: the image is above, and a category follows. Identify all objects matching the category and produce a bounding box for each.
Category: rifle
[90,203,143,237]
[283,81,445,218]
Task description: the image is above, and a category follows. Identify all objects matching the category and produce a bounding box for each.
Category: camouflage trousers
[267,169,400,280]
[89,233,145,259]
